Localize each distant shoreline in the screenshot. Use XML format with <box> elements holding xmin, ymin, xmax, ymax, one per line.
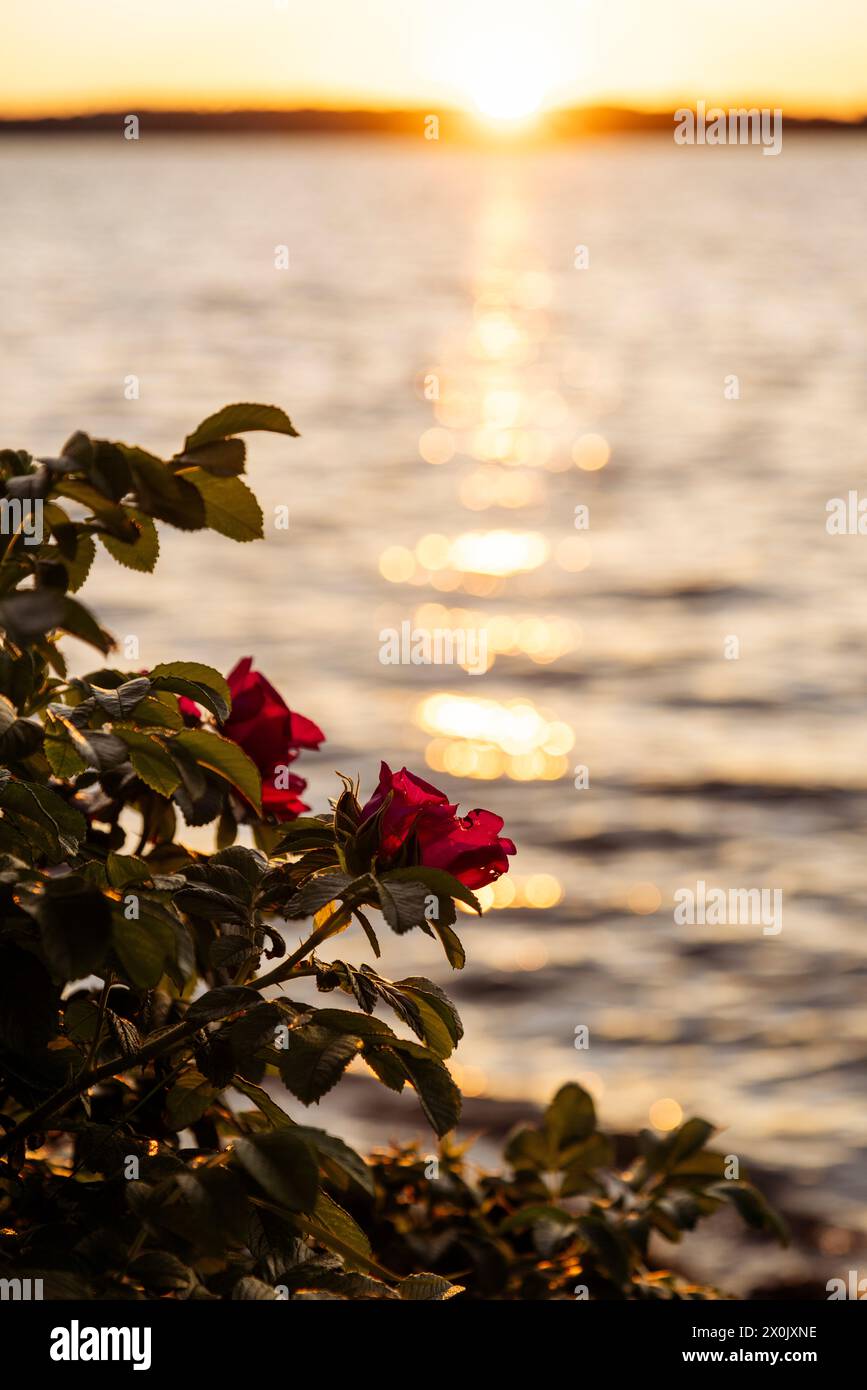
<box><xmin>1</xmin><ymin>106</ymin><xmax>865</xmax><ymax>138</ymax></box>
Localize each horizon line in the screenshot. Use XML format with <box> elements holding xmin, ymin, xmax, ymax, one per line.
<box><xmin>1</xmin><ymin>102</ymin><xmax>865</xmax><ymax>135</ymax></box>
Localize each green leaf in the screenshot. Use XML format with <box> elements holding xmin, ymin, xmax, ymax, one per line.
<box><xmin>312</xmin><ymin>1191</ymin><xmax>371</xmax><ymax>1268</ymax></box>
<box><xmin>184</xmin><ymin>403</ymin><xmax>298</xmax><ymax>451</ymax></box>
<box><xmin>174</xmin><ymin>438</ymin><xmax>246</xmax><ymax>476</ymax></box>
<box><xmin>709</xmin><ymin>1181</ymin><xmax>790</xmax><ymax>1245</ymax></box>
<box><xmin>182</xmin><ymin>470</ymin><xmax>263</xmax><ymax>543</ymax></box>
<box><xmin>186</xmin><ymin>986</ymin><xmax>259</xmax><ymax>1025</ymax></box>
<box><xmin>383</xmin><ymin>865</ymin><xmax>481</xmax><ymax>916</ymax></box>
<box><xmin>56</xmin><ymin>480</ymin><xmax>139</xmax><ymax>540</ymax></box>
<box><xmin>233</xmin><ymin>1078</ymin><xmax>295</xmax><ymax>1130</ymax></box>
<box><xmin>112</xmin><ymin>903</ymin><xmax>176</xmax><ymax>988</ymax></box>
<box><xmin>120</xmin><ymin>446</ymin><xmax>206</xmax><ymax>531</ymax></box>
<box><xmin>499</xmin><ymin>1204</ymin><xmax>576</xmax><ymax>1234</ymax></box>
<box><xmin>430</xmin><ymin>919</ymin><xmax>466</xmax><ymax>970</ymax></box>
<box><xmin>113</xmin><ymin>727</ymin><xmax>182</xmax><ymax>796</ymax></box>
<box><xmin>0</xmin><ymin>589</ymin><xmax>65</xmax><ymax>645</ymax></box>
<box><xmin>282</xmin><ymin>872</ymin><xmax>354</xmax><ymax>919</ymax></box>
<box><xmin>43</xmin><ymin>724</ymin><xmax>88</xmax><ymax>778</ymax></box>
<box><xmin>57</xmin><ymin>596</ymin><xmax>114</xmax><ymax>653</ymax></box>
<box><xmin>504</xmin><ymin>1126</ymin><xmax>550</xmax><ymax>1173</ymax></box>
<box><xmin>47</xmin><ymin>530</ymin><xmax>96</xmax><ymax>593</ymax></box>
<box><xmin>662</xmin><ymin>1118</ymin><xmax>716</xmax><ymax>1170</ymax></box>
<box><xmin>393</xmin><ymin>977</ymin><xmax>463</xmax><ymax>1059</ymax></box>
<box><xmin>544</xmin><ymin>1083</ymin><xmax>597</xmax><ymax>1150</ymax></box>
<box><xmin>278</xmin><ymin>1024</ymin><xmax>361</xmax><ymax>1104</ymax></box>
<box><xmin>0</xmin><ymin>778</ymin><xmax>87</xmax><ymax>858</ymax></box>
<box><xmin>87</xmin><ymin>676</ymin><xmax>152</xmax><ymax>720</ymax></box>
<box><xmin>166</xmin><ymin>1071</ymin><xmax>218</xmax><ymax>1129</ymax></box>
<box><xmin>149</xmin><ymin>661</ymin><xmax>232</xmax><ymax>723</ymax></box>
<box><xmin>374</xmin><ymin>875</ymin><xmax>432</xmax><ymax>935</ymax></box>
<box><xmin>577</xmin><ymin>1212</ymin><xmax>633</xmax><ymax>1287</ymax></box>
<box><xmin>98</xmin><ymin>510</ymin><xmax>159</xmax><ymax>573</ymax></box>
<box><xmin>294</xmin><ymin>1127</ymin><xmax>375</xmax><ymax>1197</ymax></box>
<box><xmin>232</xmin><ymin>1129</ymin><xmax>319</xmax><ymax>1214</ymax></box>
<box><xmin>129</xmin><ymin>693</ymin><xmax>183</xmax><ymax>730</ymax></box>
<box><xmin>398</xmin><ymin>1274</ymin><xmax>464</xmax><ymax>1301</ymax></box>
<box><xmin>171</xmin><ymin>728</ymin><xmax>261</xmax><ymax>813</ymax></box>
<box><xmin>394</xmin><ymin>1045</ymin><xmax>461</xmax><ymax>1137</ymax></box>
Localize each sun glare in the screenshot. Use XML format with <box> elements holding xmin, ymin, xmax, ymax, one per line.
<box><xmin>471</xmin><ymin>68</ymin><xmax>545</xmax><ymax>122</ymax></box>
<box><xmin>455</xmin><ymin>29</ymin><xmax>548</xmax><ymax>126</ymax></box>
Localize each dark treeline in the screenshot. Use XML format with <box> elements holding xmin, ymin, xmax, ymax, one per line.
<box><xmin>1</xmin><ymin>105</ymin><xmax>865</xmax><ymax>138</ymax></box>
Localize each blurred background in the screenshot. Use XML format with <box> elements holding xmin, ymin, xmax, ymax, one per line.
<box><xmin>2</xmin><ymin>0</ymin><xmax>867</xmax><ymax>1295</ymax></box>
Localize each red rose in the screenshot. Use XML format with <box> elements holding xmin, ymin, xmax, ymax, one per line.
<box><xmin>221</xmin><ymin>658</ymin><xmax>325</xmax><ymax>822</ymax></box>
<box><xmin>360</xmin><ymin>762</ymin><xmax>515</xmax><ymax>889</ymax></box>
<box><xmin>177</xmin><ymin>695</ymin><xmax>202</xmax><ymax>726</ymax></box>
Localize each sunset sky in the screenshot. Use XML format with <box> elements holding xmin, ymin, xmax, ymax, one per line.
<box><xmin>3</xmin><ymin>0</ymin><xmax>866</xmax><ymax>120</ymax></box>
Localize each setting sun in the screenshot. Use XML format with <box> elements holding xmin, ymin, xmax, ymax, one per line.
<box><xmin>468</xmin><ymin>62</ymin><xmax>547</xmax><ymax>122</ymax></box>
<box><xmin>453</xmin><ymin>24</ymin><xmax>550</xmax><ymax>125</ymax></box>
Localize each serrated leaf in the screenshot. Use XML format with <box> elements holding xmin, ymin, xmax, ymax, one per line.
<box><xmin>113</xmin><ymin>727</ymin><xmax>182</xmax><ymax>796</ymax></box>
<box><xmin>186</xmin><ymin>985</ymin><xmax>259</xmax><ymax>1025</ymax></box>
<box><xmin>184</xmin><ymin>403</ymin><xmax>298</xmax><ymax>451</ymax></box>
<box><xmin>294</xmin><ymin>1127</ymin><xmax>374</xmax><ymax>1197</ymax></box>
<box><xmin>174</xmin><ymin>438</ymin><xmax>246</xmax><ymax>476</ymax></box>
<box><xmin>233</xmin><ymin>1077</ymin><xmax>295</xmax><ymax>1130</ymax></box>
<box><xmin>374</xmin><ymin>875</ymin><xmax>432</xmax><ymax>935</ymax></box>
<box><xmin>398</xmin><ymin>1274</ymin><xmax>464</xmax><ymax>1301</ymax></box>
<box><xmin>166</xmin><ymin>1070</ymin><xmax>218</xmax><ymax>1129</ymax></box>
<box><xmin>43</xmin><ymin>725</ymin><xmax>89</xmax><ymax>778</ymax></box>
<box><xmin>0</xmin><ymin>778</ymin><xmax>87</xmax><ymax>857</ymax></box>
<box><xmin>278</xmin><ymin>1025</ymin><xmax>361</xmax><ymax>1104</ymax></box>
<box><xmin>312</xmin><ymin>1191</ymin><xmax>371</xmax><ymax>1268</ymax></box>
<box><xmin>171</xmin><ymin>728</ymin><xmax>261</xmax><ymax>812</ymax></box>
<box><xmin>105</xmin><ymin>850</ymin><xmax>151</xmax><ymax>884</ymax></box>
<box><xmin>120</xmin><ymin>446</ymin><xmax>206</xmax><ymax>531</ymax></box>
<box><xmin>232</xmin><ymin>1128</ymin><xmax>319</xmax><ymax>1214</ymax></box>
<box><xmin>149</xmin><ymin>661</ymin><xmax>231</xmax><ymax>723</ymax></box>
<box><xmin>396</xmin><ymin>1048</ymin><xmax>461</xmax><ymax>1137</ymax></box>
<box><xmin>183</xmin><ymin>470</ymin><xmax>263</xmax><ymax>543</ymax></box>
<box><xmin>383</xmin><ymin>865</ymin><xmax>481</xmax><ymax>916</ymax></box>
<box><xmin>88</xmin><ymin>676</ymin><xmax>152</xmax><ymax>720</ymax></box>
<box><xmin>98</xmin><ymin>510</ymin><xmax>159</xmax><ymax>572</ymax></box>
<box><xmin>393</xmin><ymin>977</ymin><xmax>463</xmax><ymax>1059</ymax></box>
<box><xmin>112</xmin><ymin>904</ymin><xmax>175</xmax><ymax>988</ymax></box>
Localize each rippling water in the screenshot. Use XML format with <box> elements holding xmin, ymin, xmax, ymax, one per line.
<box><xmin>2</xmin><ymin>133</ymin><xmax>867</xmax><ymax>1251</ymax></box>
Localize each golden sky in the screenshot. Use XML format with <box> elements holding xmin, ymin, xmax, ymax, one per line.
<box><xmin>3</xmin><ymin>0</ymin><xmax>866</xmax><ymax>119</ymax></box>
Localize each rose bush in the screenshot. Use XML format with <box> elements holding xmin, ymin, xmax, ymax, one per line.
<box><xmin>0</xmin><ymin>404</ymin><xmax>785</xmax><ymax>1300</ymax></box>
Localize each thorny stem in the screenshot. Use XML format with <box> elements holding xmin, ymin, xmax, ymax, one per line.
<box><xmin>79</xmin><ymin>971</ymin><xmax>113</xmax><ymax>1077</ymax></box>
<box><xmin>0</xmin><ymin>950</ymin><xmax>323</xmax><ymax>1159</ymax></box>
<box><xmin>251</xmin><ymin>903</ymin><xmax>353</xmax><ymax>991</ymax></box>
